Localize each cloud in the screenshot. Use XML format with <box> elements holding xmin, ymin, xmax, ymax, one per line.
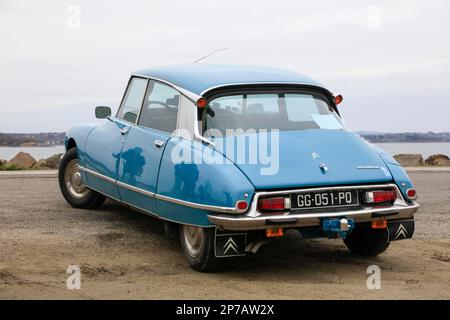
<box><xmin>0</xmin><ymin>0</ymin><xmax>449</xmax><ymax>132</ymax></box>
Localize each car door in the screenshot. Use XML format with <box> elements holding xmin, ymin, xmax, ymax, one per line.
<box><xmin>117</xmin><ymin>80</ymin><xmax>180</xmax><ymax>213</ymax></box>
<box><xmin>84</xmin><ymin>77</ymin><xmax>148</xmax><ymax>200</ymax></box>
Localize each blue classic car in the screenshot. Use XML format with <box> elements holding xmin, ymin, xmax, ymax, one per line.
<box><xmin>59</xmin><ymin>64</ymin><xmax>419</xmax><ymax>271</ymax></box>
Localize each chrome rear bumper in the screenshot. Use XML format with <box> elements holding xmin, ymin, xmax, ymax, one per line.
<box><xmin>208</xmin><ymin>202</ymin><xmax>419</xmax><ymax>230</ymax></box>
<box><xmin>208</xmin><ymin>183</ymin><xmax>420</xmax><ymax>231</ymax></box>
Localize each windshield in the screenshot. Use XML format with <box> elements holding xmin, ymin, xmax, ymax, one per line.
<box><xmin>203</xmin><ymin>92</ymin><xmax>344</xmax><ymax>137</ymax></box>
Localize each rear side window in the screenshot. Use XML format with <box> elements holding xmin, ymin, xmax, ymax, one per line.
<box><xmin>138</xmin><ymin>81</ymin><xmax>180</xmax><ymax>133</ymax></box>
<box><xmin>117</xmin><ymin>77</ymin><xmax>147</xmax><ymax>123</ymax></box>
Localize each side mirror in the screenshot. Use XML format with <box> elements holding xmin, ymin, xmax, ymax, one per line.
<box><xmin>95</xmin><ymin>106</ymin><xmax>112</xmax><ymax>119</ymax></box>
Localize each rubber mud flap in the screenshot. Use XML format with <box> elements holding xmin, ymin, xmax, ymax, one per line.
<box><xmin>214</xmin><ymin>228</ymin><xmax>247</xmax><ymax>258</ymax></box>
<box><xmin>388</xmin><ymin>219</ymin><xmax>414</xmax><ymax>241</ymax></box>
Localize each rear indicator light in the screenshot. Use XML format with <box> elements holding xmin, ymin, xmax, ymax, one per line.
<box><xmin>406</xmin><ymin>188</ymin><xmax>417</xmax><ymax>200</ymax></box>
<box><xmin>258</xmin><ymin>197</ymin><xmax>289</xmax><ymax>211</ymax></box>
<box><xmin>334</xmin><ymin>94</ymin><xmax>343</xmax><ymax>105</ymax></box>
<box><xmin>266</xmin><ymin>228</ymin><xmax>284</xmax><ymax>238</ymax></box>
<box><xmin>196</xmin><ymin>97</ymin><xmax>207</xmax><ymax>108</ymax></box>
<box><xmin>365</xmin><ymin>190</ymin><xmax>397</xmax><ymax>204</ymax></box>
<box><xmin>236</xmin><ymin>200</ymin><xmax>248</xmax><ymax>210</ymax></box>
<box><xmin>371</xmin><ymin>220</ymin><xmax>387</xmax><ymax>229</ymax></box>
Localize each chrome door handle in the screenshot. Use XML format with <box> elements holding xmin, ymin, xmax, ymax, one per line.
<box><xmin>154</xmin><ymin>140</ymin><xmax>165</xmax><ymax>149</ymax></box>
<box><xmin>120</xmin><ymin>127</ymin><xmax>129</xmax><ymax>135</ymax></box>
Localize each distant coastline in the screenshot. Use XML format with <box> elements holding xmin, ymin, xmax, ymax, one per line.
<box><xmin>1</xmin><ymin>131</ymin><xmax>450</xmax><ymax>146</ymax></box>
<box><xmin>0</xmin><ymin>132</ymin><xmax>65</xmax><ymax>147</ymax></box>
<box><xmin>360</xmin><ymin>131</ymin><xmax>450</xmax><ymax>143</ymax></box>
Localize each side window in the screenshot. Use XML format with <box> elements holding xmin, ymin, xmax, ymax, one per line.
<box><xmin>138</xmin><ymin>81</ymin><xmax>180</xmax><ymax>133</ymax></box>
<box><xmin>117</xmin><ymin>77</ymin><xmax>148</xmax><ymax>124</ymax></box>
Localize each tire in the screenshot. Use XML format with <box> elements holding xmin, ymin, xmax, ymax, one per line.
<box><xmin>344</xmin><ymin>225</ymin><xmax>390</xmax><ymax>257</ymax></box>
<box><xmin>179</xmin><ymin>225</ymin><xmax>221</xmax><ymax>272</ymax></box>
<box><xmin>58</xmin><ymin>148</ymin><xmax>105</xmax><ymax>209</ymax></box>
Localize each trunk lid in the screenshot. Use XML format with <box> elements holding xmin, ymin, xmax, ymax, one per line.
<box><xmin>214</xmin><ymin>129</ymin><xmax>393</xmax><ymax>189</ymax></box>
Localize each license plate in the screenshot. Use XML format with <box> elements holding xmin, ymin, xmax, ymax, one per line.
<box><xmin>290</xmin><ymin>189</ymin><xmax>359</xmax><ymax>210</ymax></box>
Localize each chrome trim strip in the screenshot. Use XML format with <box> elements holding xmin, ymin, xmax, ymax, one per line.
<box><xmin>131</xmin><ymin>74</ymin><xmax>201</xmax><ymax>102</ymax></box>
<box><xmin>194</xmin><ymin>120</ymin><xmax>216</xmax><ymax>148</ymax></box>
<box><xmin>116</xmin><ymin>180</ymin><xmax>156</xmax><ymax>197</ymax></box>
<box><xmin>155</xmin><ymin>194</ymin><xmax>246</xmax><ymax>214</ymax></box>
<box><xmin>85</xmin><ymin>184</ymin><xmax>210</xmax><ymax>228</ymax></box>
<box><xmin>78</xmin><ymin>165</ymin><xmax>245</xmax><ymax>214</ymax></box>
<box><xmin>78</xmin><ymin>166</ymin><xmax>116</xmax><ymax>184</ymax></box>
<box><xmin>79</xmin><ymin>166</ymin><xmax>413</xmax><ymax>221</ymax></box>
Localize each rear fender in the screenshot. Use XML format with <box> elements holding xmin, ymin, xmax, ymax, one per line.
<box><xmin>156</xmin><ymin>137</ymin><xmax>255</xmax><ymax>226</ymax></box>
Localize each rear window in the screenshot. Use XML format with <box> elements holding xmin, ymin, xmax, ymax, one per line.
<box><xmin>203</xmin><ymin>92</ymin><xmax>344</xmax><ymax>136</ymax></box>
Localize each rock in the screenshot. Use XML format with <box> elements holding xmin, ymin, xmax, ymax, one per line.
<box><xmin>32</xmin><ymin>159</ymin><xmax>50</xmax><ymax>170</ymax></box>
<box><xmin>45</xmin><ymin>153</ymin><xmax>63</xmax><ymax>169</ymax></box>
<box><xmin>424</xmin><ymin>154</ymin><xmax>450</xmax><ymax>166</ymax></box>
<box><xmin>6</xmin><ymin>152</ymin><xmax>37</xmax><ymax>169</ymax></box>
<box><xmin>393</xmin><ymin>154</ymin><xmax>424</xmax><ymax>167</ymax></box>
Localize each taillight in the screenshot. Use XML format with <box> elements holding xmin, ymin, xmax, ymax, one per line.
<box><xmin>258</xmin><ymin>197</ymin><xmax>289</xmax><ymax>211</ymax></box>
<box><xmin>236</xmin><ymin>200</ymin><xmax>248</xmax><ymax>210</ymax></box>
<box><xmin>365</xmin><ymin>190</ymin><xmax>397</xmax><ymax>204</ymax></box>
<box><xmin>406</xmin><ymin>188</ymin><xmax>417</xmax><ymax>200</ymax></box>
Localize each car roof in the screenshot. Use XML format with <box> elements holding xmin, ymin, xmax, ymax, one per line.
<box><xmin>133</xmin><ymin>64</ymin><xmax>326</xmax><ymax>96</ymax></box>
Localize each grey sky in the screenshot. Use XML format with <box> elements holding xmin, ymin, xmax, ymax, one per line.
<box><xmin>1</xmin><ymin>0</ymin><xmax>449</xmax><ymax>133</ymax></box>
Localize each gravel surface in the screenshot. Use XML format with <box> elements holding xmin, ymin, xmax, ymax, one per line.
<box><xmin>0</xmin><ymin>171</ymin><xmax>449</xmax><ymax>299</ymax></box>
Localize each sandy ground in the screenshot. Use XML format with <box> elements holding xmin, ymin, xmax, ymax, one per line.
<box><xmin>0</xmin><ymin>171</ymin><xmax>449</xmax><ymax>299</ymax></box>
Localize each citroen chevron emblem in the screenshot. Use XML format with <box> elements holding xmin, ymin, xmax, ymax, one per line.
<box><xmin>312</xmin><ymin>152</ymin><xmax>321</xmax><ymax>160</ymax></box>
<box><xmin>223</xmin><ymin>237</ymin><xmax>239</xmax><ymax>254</ymax></box>
<box><xmin>394</xmin><ymin>224</ymin><xmax>408</xmax><ymax>240</ymax></box>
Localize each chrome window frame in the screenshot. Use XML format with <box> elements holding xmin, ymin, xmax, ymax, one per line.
<box><xmin>116</xmin><ymin>76</ymin><xmax>149</xmax><ymax>125</ymax></box>
<box><xmin>136</xmin><ymin>78</ymin><xmax>182</xmax><ymax>134</ymax></box>
<box><xmin>130</xmin><ymin>75</ymin><xmax>329</xmax><ymax>148</ymax></box>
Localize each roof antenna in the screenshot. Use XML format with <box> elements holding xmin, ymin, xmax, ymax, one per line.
<box><xmin>193</xmin><ymin>47</ymin><xmax>228</xmax><ymax>63</ymax></box>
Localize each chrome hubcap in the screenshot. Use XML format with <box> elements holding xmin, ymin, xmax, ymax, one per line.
<box><xmin>73</xmin><ymin>172</ymin><xmax>82</xmax><ymax>186</ymax></box>
<box><xmin>64</xmin><ymin>159</ymin><xmax>89</xmax><ymax>199</ymax></box>
<box><xmin>183</xmin><ymin>225</ymin><xmax>205</xmax><ymax>257</ymax></box>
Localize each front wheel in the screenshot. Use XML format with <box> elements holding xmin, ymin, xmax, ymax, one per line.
<box><xmin>58</xmin><ymin>148</ymin><xmax>105</xmax><ymax>209</ymax></box>
<box><xmin>344</xmin><ymin>225</ymin><xmax>390</xmax><ymax>257</ymax></box>
<box><xmin>179</xmin><ymin>225</ymin><xmax>221</xmax><ymax>272</ymax></box>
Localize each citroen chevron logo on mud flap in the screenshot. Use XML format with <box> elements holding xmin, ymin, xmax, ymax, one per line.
<box><xmin>394</xmin><ymin>224</ymin><xmax>408</xmax><ymax>240</ymax></box>
<box><xmin>223</xmin><ymin>237</ymin><xmax>239</xmax><ymax>254</ymax></box>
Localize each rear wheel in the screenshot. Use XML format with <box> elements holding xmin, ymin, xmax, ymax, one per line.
<box><xmin>179</xmin><ymin>225</ymin><xmax>221</xmax><ymax>272</ymax></box>
<box><xmin>344</xmin><ymin>225</ymin><xmax>390</xmax><ymax>256</ymax></box>
<box><xmin>58</xmin><ymin>148</ymin><xmax>105</xmax><ymax>209</ymax></box>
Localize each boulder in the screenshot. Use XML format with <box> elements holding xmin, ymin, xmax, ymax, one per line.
<box><xmin>32</xmin><ymin>159</ymin><xmax>50</xmax><ymax>170</ymax></box>
<box><xmin>393</xmin><ymin>154</ymin><xmax>424</xmax><ymax>167</ymax></box>
<box><xmin>45</xmin><ymin>153</ymin><xmax>63</xmax><ymax>169</ymax></box>
<box><xmin>6</xmin><ymin>152</ymin><xmax>37</xmax><ymax>169</ymax></box>
<box><xmin>424</xmin><ymin>154</ymin><xmax>450</xmax><ymax>166</ymax></box>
